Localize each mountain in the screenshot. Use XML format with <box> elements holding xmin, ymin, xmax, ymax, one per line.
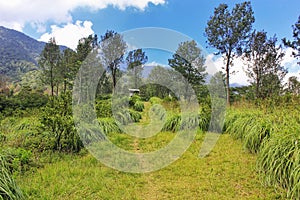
<box><xmin>0</xmin><ymin>26</ymin><xmax>67</xmax><ymax>81</ymax></box>
<box><xmin>230</xmin><ymin>82</ymin><xmax>244</xmax><ymax>87</ymax></box>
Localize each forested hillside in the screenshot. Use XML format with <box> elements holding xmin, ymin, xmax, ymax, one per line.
<box><xmin>0</xmin><ymin>26</ymin><xmax>66</xmax><ymax>81</ymax></box>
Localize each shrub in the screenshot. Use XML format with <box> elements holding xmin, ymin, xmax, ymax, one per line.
<box><xmin>40</xmin><ymin>93</ymin><xmax>83</xmax><ymax>153</ymax></box>
<box><xmin>129</xmin><ymin>94</ymin><xmax>141</xmax><ymax>107</ymax></box>
<box><xmin>95</xmin><ymin>99</ymin><xmax>112</xmax><ymax>118</ymax></box>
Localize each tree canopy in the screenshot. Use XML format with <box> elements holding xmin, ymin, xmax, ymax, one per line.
<box><xmin>205</xmin><ymin>1</ymin><xmax>255</xmax><ymax>104</ymax></box>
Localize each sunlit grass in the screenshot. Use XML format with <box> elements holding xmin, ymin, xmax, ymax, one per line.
<box><xmin>17</xmin><ymin>133</ymin><xmax>284</xmax><ymax>199</ymax></box>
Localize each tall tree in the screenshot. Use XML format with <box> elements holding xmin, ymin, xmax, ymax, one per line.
<box><xmin>168</xmin><ymin>40</ymin><xmax>206</xmax><ymax>99</ymax></box>
<box><xmin>39</xmin><ymin>37</ymin><xmax>61</xmax><ymax>97</ymax></box>
<box><xmin>245</xmin><ymin>31</ymin><xmax>286</xmax><ymax>98</ymax></box>
<box><xmin>100</xmin><ymin>30</ymin><xmax>127</xmax><ymax>92</ymax></box>
<box><xmin>245</xmin><ymin>32</ymin><xmax>286</xmax><ymax>99</ymax></box>
<box><xmin>205</xmin><ymin>1</ymin><xmax>255</xmax><ymax>105</ymax></box>
<box><xmin>283</xmin><ymin>15</ymin><xmax>300</xmax><ymax>65</ymax></box>
<box><xmin>60</xmin><ymin>48</ymin><xmax>77</xmax><ymax>93</ymax></box>
<box><xmin>76</xmin><ymin>34</ymin><xmax>97</xmax><ymax>62</ymax></box>
<box><xmin>287</xmin><ymin>76</ymin><xmax>300</xmax><ymax>95</ymax></box>
<box><xmin>74</xmin><ymin>34</ymin><xmax>100</xmax><ymax>104</ymax></box>
<box><xmin>126</xmin><ymin>49</ymin><xmax>148</xmax><ymax>88</ymax></box>
<box><xmin>147</xmin><ymin>65</ymin><xmax>176</xmax><ymax>99</ymax></box>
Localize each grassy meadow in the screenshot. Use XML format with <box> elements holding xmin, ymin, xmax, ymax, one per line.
<box><xmin>2</xmin><ymin>96</ymin><xmax>299</xmax><ymax>199</ymax></box>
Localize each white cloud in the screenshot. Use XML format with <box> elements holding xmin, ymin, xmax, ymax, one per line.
<box><xmin>205</xmin><ymin>54</ymin><xmax>249</xmax><ymax>86</ymax></box>
<box><xmin>144</xmin><ymin>61</ymin><xmax>168</xmax><ymax>68</ymax></box>
<box><xmin>206</xmin><ymin>47</ymin><xmax>300</xmax><ymax>86</ymax></box>
<box><xmin>282</xmin><ymin>47</ymin><xmax>299</xmax><ymax>73</ymax></box>
<box><xmin>283</xmin><ymin>71</ymin><xmax>300</xmax><ymax>85</ymax></box>
<box><xmin>0</xmin><ymin>0</ymin><xmax>166</xmax><ymax>31</ymax></box>
<box><xmin>39</xmin><ymin>21</ymin><xmax>94</xmax><ymax>50</ymax></box>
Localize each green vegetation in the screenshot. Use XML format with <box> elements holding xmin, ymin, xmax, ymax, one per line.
<box><xmin>1</xmin><ymin>2</ymin><xmax>300</xmax><ymax>199</ymax></box>
<box><xmin>15</xmin><ymin>134</ymin><xmax>284</xmax><ymax>200</ymax></box>
<box><xmin>224</xmin><ymin>106</ymin><xmax>300</xmax><ymax>199</ymax></box>
<box><xmin>0</xmin><ymin>155</ymin><xmax>24</xmax><ymax>200</ymax></box>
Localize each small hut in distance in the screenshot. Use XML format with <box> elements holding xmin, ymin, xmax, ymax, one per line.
<box><xmin>129</xmin><ymin>89</ymin><xmax>140</xmax><ymax>97</ymax></box>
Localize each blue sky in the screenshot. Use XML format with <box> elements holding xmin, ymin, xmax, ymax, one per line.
<box><xmin>0</xmin><ymin>0</ymin><xmax>299</xmax><ymax>85</ymax></box>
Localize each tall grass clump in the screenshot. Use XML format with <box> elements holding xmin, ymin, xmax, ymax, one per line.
<box><xmin>162</xmin><ymin>113</ymin><xmax>199</xmax><ymax>132</ymax></box>
<box><xmin>114</xmin><ymin>109</ymin><xmax>141</xmax><ymax>125</ymax></box>
<box><xmin>225</xmin><ymin>111</ymin><xmax>258</xmax><ymax>140</ymax></box>
<box><xmin>149</xmin><ymin>97</ymin><xmax>163</xmax><ymax>105</ymax></box>
<box><xmin>225</xmin><ymin>109</ymin><xmax>273</xmax><ymax>153</ymax></box>
<box><xmin>133</xmin><ymin>101</ymin><xmax>144</xmax><ymax>112</ymax></box>
<box><xmin>149</xmin><ymin>104</ymin><xmax>166</xmax><ymax>121</ymax></box>
<box><xmin>243</xmin><ymin>117</ymin><xmax>272</xmax><ymax>153</ymax></box>
<box><xmin>97</xmin><ymin>118</ymin><xmax>122</xmax><ymax>134</ymax></box>
<box><xmin>162</xmin><ymin>114</ymin><xmax>181</xmax><ymax>132</ymax></box>
<box><xmin>0</xmin><ymin>155</ymin><xmax>24</xmax><ymax>200</ymax></box>
<box><xmin>198</xmin><ymin>104</ymin><xmax>211</xmax><ymax>131</ymax></box>
<box><xmin>226</xmin><ymin>107</ymin><xmax>300</xmax><ymax>199</ymax></box>
<box><xmin>257</xmin><ymin>128</ymin><xmax>300</xmax><ymax>199</ymax></box>
<box><xmin>129</xmin><ymin>110</ymin><xmax>142</xmax><ymax>122</ymax></box>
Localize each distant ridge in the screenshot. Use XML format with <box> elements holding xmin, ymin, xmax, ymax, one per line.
<box><xmin>0</xmin><ymin>26</ymin><xmax>67</xmax><ymax>81</ymax></box>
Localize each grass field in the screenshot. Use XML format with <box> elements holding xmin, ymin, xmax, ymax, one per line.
<box><xmin>16</xmin><ymin>132</ymin><xmax>284</xmax><ymax>199</ymax></box>
<box><xmin>3</xmin><ymin>100</ymin><xmax>297</xmax><ymax>199</ymax></box>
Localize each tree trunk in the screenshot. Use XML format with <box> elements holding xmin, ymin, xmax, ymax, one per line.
<box><xmin>63</xmin><ymin>79</ymin><xmax>67</xmax><ymax>94</ymax></box>
<box><xmin>112</xmin><ymin>68</ymin><xmax>116</xmax><ymax>93</ymax></box>
<box><xmin>256</xmin><ymin>78</ymin><xmax>259</xmax><ymax>99</ymax></box>
<box><xmin>226</xmin><ymin>54</ymin><xmax>231</xmax><ymax>106</ymax></box>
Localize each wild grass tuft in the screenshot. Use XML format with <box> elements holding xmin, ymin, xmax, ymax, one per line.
<box><xmin>149</xmin><ymin>97</ymin><xmax>163</xmax><ymax>105</ymax></box>
<box><xmin>0</xmin><ymin>154</ymin><xmax>25</xmax><ymax>200</ymax></box>
<box><xmin>226</xmin><ymin>108</ymin><xmax>300</xmax><ymax>199</ymax></box>
<box><xmin>97</xmin><ymin>118</ymin><xmax>122</xmax><ymax>134</ymax></box>
<box><xmin>133</xmin><ymin>101</ymin><xmax>144</xmax><ymax>112</ymax></box>
<box><xmin>162</xmin><ymin>114</ymin><xmax>181</xmax><ymax>132</ymax></box>
<box><xmin>257</xmin><ymin>129</ymin><xmax>300</xmax><ymax>199</ymax></box>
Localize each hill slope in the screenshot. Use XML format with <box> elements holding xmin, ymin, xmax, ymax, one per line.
<box><xmin>0</xmin><ymin>26</ymin><xmax>66</xmax><ymax>81</ymax></box>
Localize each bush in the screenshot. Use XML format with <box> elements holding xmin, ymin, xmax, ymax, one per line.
<box><xmin>40</xmin><ymin>93</ymin><xmax>83</xmax><ymax>153</ymax></box>
<box><xmin>129</xmin><ymin>95</ymin><xmax>141</xmax><ymax>107</ymax></box>
<box><xmin>95</xmin><ymin>99</ymin><xmax>112</xmax><ymax>118</ymax></box>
